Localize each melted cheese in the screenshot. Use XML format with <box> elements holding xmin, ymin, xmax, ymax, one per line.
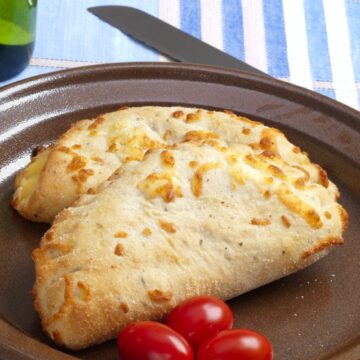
<box><xmin>16</xmin><ymin>148</ymin><xmax>50</xmax><ymax>201</ymax></box>
<box><xmin>137</xmin><ymin>172</ymin><xmax>183</xmax><ymax>202</ymax></box>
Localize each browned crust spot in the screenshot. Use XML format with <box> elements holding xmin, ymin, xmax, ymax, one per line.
<box><xmin>244</xmin><ymin>154</ymin><xmax>259</xmax><ymax>167</ymax></box>
<box><xmin>335</xmin><ymin>190</ymin><xmax>340</xmax><ymax>200</ymax></box>
<box><xmin>148</xmin><ymin>289</ymin><xmax>173</xmax><ymax>302</ymax></box>
<box><xmin>276</xmin><ymin>184</ymin><xmax>323</xmax><ymax>229</ymax></box>
<box><xmin>237</xmin><ymin>116</ymin><xmax>262</xmax><ymax>125</ymax></box>
<box><xmin>67</xmin><ymin>156</ymin><xmax>87</xmax><ymax>172</ymax></box>
<box><xmin>166</xmin><ymin>144</ymin><xmax>177</xmax><ymax>150</ymax></box>
<box><xmin>161</xmin><ymin>150</ymin><xmax>175</xmax><ymax>168</ymax></box>
<box><xmin>294</xmin><ymin>177</ymin><xmax>307</xmax><ymax>189</ymax></box>
<box><xmin>11</xmin><ymin>196</ymin><xmax>19</xmax><ymax>208</ymax></box>
<box><xmin>223</xmin><ymin>109</ymin><xmax>236</xmax><ymax>116</ymax></box>
<box><xmin>261</xmin><ymin>150</ymin><xmax>276</xmax><ymax>159</ymax></box>
<box><xmin>302</xmin><ymin>236</ymin><xmax>344</xmax><ymax>259</ymax></box>
<box><xmin>324</xmin><ymin>211</ymin><xmax>332</xmax><ymax>219</ymax></box>
<box><xmin>260</xmin><ymin>136</ymin><xmax>272</xmax><ymax>150</ymax></box>
<box><xmin>315</xmin><ymin>164</ymin><xmax>329</xmax><ymax>188</ymax></box>
<box><xmin>183</xmin><ymin>130</ymin><xmax>219</xmax><ymax>142</ymax></box>
<box><xmin>250</xmin><ymin>218</ymin><xmax>271</xmax><ymax>226</ymax></box>
<box><xmin>171</xmin><ymin>110</ymin><xmax>184</xmax><ymax>118</ymax></box>
<box><xmin>249</xmin><ymin>142</ymin><xmax>261</xmax><ymax>151</ymax></box>
<box><xmin>114</xmin><ymin>243</ymin><xmax>125</xmax><ymax>256</ymax></box>
<box><xmin>229</xmin><ymin>168</ymin><xmax>245</xmax><ymax>188</ymax></box>
<box><xmin>107</xmin><ymin>143</ymin><xmax>117</xmax><ymax>153</ymax></box>
<box><xmin>189</xmin><ymin>160</ymin><xmax>198</xmax><ymax>169</ymax></box>
<box><xmin>56</xmin><ymin>146</ymin><xmax>77</xmax><ymax>156</ymax></box>
<box><xmin>292</xmin><ymin>146</ymin><xmax>301</xmax><ymax>154</ymax></box>
<box><xmin>268</xmin><ymin>165</ymin><xmax>285</xmax><ymax>179</ymax></box>
<box><xmin>264</xmin><ymin>190</ymin><xmax>271</xmax><ymax>199</ymax></box>
<box><xmin>88</xmin><ymin>116</ymin><xmax>105</xmax><ymax>130</ymax></box>
<box><xmin>72</xmin><ymin>169</ymin><xmax>95</xmax><ymax>193</ymax></box>
<box><xmin>281</xmin><ymin>215</ymin><xmax>291</xmax><ymax>228</ymax></box>
<box><xmin>120</xmin><ymin>302</ymin><xmax>129</xmax><ymax>313</ymax></box>
<box><xmin>159</xmin><ymin>220</ymin><xmax>176</xmax><ymax>233</ymax></box>
<box><xmin>107</xmin><ymin>167</ymin><xmax>123</xmax><ymax>181</ymax></box>
<box><xmin>162</xmin><ymin>130</ymin><xmax>172</xmax><ymax>141</ymax></box>
<box><xmin>72</xmin><ymin>169</ymin><xmax>95</xmax><ymax>183</ymax></box>
<box><xmin>224</xmin><ymin>110</ymin><xmax>261</xmax><ymax>125</ymax></box>
<box><xmin>138</xmin><ymin>172</ymin><xmax>183</xmax><ymax>203</ymax></box>
<box><xmin>114</xmin><ymin>231</ymin><xmax>128</xmax><ymax>238</ymax></box>
<box><xmin>202</xmin><ymin>139</ymin><xmax>227</xmax><ymax>152</ymax></box>
<box><xmin>185</xmin><ymin>113</ymin><xmax>200</xmax><ymax>123</ymax></box>
<box><xmin>87</xmin><ymin>187</ymin><xmax>97</xmax><ymax>195</ymax></box>
<box><xmin>45</xmin><ymin>230</ymin><xmax>54</xmax><ymax>242</ymax></box>
<box><xmin>91</xmin><ymin>156</ymin><xmax>104</xmax><ymax>164</ymax></box>
<box><xmin>191</xmin><ymin>163</ymin><xmax>220</xmax><ymax>197</ymax></box>
<box><xmin>259</xmin><ymin>129</ymin><xmax>280</xmax><ymax>157</ymax></box>
<box><xmin>337</xmin><ymin>204</ymin><xmax>348</xmax><ymax>232</ymax></box>
<box><xmin>242</xmin><ymin>128</ymin><xmax>251</xmax><ymax>135</ymax></box>
<box><xmin>226</xmin><ymin>155</ymin><xmax>244</xmax><ymax>188</ymax></box>
<box><xmin>71</xmin><ymin>144</ymin><xmax>82</xmax><ymax>150</ymax></box>
<box><xmin>227</xmin><ymin>155</ymin><xmax>237</xmax><ymax>165</ymax></box>
<box><xmin>52</xmin><ymin>330</ymin><xmax>64</xmax><ymax>346</ymax></box>
<box><xmin>77</xmin><ymin>281</ymin><xmax>91</xmax><ymax>302</ymax></box>
<box><xmin>142</xmin><ymin>227</ymin><xmax>152</xmax><ymax>236</ymax></box>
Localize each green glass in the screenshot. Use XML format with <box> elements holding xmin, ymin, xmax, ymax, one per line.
<box><xmin>0</xmin><ymin>0</ymin><xmax>37</xmax><ymax>81</ymax></box>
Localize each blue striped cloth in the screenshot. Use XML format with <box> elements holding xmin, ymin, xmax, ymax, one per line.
<box><xmin>1</xmin><ymin>0</ymin><xmax>359</xmax><ymax>110</ymax></box>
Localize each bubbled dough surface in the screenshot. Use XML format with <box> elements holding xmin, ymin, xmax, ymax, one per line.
<box><xmin>32</xmin><ymin>132</ymin><xmax>346</xmax><ymax>349</ymax></box>
<box><xmin>13</xmin><ymin>106</ymin><xmax>336</xmax><ymax>222</ymax></box>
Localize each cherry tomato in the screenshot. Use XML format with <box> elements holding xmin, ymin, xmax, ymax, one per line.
<box><xmin>166</xmin><ymin>296</ymin><xmax>233</xmax><ymax>350</ymax></box>
<box><xmin>117</xmin><ymin>321</ymin><xmax>194</xmax><ymax>360</ymax></box>
<box><xmin>197</xmin><ymin>329</ymin><xmax>273</xmax><ymax>360</ymax></box>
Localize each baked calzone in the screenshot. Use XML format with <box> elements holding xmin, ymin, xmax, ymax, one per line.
<box><xmin>13</xmin><ymin>106</ymin><xmax>334</xmax><ymax>223</ymax></box>
<box><xmin>32</xmin><ymin>135</ymin><xmax>347</xmax><ymax>349</ymax></box>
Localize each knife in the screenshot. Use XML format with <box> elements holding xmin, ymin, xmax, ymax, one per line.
<box><xmin>87</xmin><ymin>5</ymin><xmax>268</xmax><ymax>77</ymax></box>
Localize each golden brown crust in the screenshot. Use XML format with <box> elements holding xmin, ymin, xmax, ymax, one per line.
<box><xmin>337</xmin><ymin>204</ymin><xmax>349</xmax><ymax>232</ymax></box>
<box><xmin>14</xmin><ymin>106</ymin><xmax>346</xmax><ymax>350</ymax></box>
<box><xmin>32</xmin><ymin>139</ymin><xmax>346</xmax><ymax>350</ymax></box>
<box><xmin>159</xmin><ymin>220</ymin><xmax>176</xmax><ymax>234</ymax></box>
<box><xmin>315</xmin><ymin>164</ymin><xmax>329</xmax><ymax>188</ymax></box>
<box><xmin>114</xmin><ymin>231</ymin><xmax>128</xmax><ymax>238</ymax></box>
<box><xmin>281</xmin><ymin>215</ymin><xmax>291</xmax><ymax>228</ymax></box>
<box><xmin>148</xmin><ymin>289</ymin><xmax>173</xmax><ymax>302</ymax></box>
<box><xmin>301</xmin><ymin>236</ymin><xmax>344</xmax><ymax>259</ymax></box>
<box><xmin>13</xmin><ymin>106</ymin><xmax>340</xmax><ymax>224</ymax></box>
<box><xmin>250</xmin><ymin>218</ymin><xmax>271</xmax><ymax>226</ymax></box>
<box><xmin>142</xmin><ymin>228</ymin><xmax>152</xmax><ymax>236</ymax></box>
<box><xmin>276</xmin><ymin>184</ymin><xmax>323</xmax><ymax>229</ymax></box>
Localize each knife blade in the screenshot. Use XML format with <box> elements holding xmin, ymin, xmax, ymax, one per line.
<box><xmin>88</xmin><ymin>5</ymin><xmax>268</xmax><ymax>77</ymax></box>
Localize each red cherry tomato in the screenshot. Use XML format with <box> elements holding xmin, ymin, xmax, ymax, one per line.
<box><xmin>166</xmin><ymin>296</ymin><xmax>233</xmax><ymax>350</ymax></box>
<box><xmin>117</xmin><ymin>321</ymin><xmax>194</xmax><ymax>360</ymax></box>
<box><xmin>197</xmin><ymin>329</ymin><xmax>273</xmax><ymax>360</ymax></box>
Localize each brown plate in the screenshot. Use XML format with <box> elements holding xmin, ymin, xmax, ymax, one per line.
<box><xmin>0</xmin><ymin>63</ymin><xmax>359</xmax><ymax>360</ymax></box>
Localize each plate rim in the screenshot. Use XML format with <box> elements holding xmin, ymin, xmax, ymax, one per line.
<box><xmin>0</xmin><ymin>62</ymin><xmax>359</xmax><ymax>360</ymax></box>
<box><xmin>1</xmin><ymin>61</ymin><xmax>359</xmax><ymax>123</ymax></box>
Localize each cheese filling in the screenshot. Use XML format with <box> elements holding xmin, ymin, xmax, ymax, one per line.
<box><xmin>15</xmin><ymin>148</ymin><xmax>50</xmax><ymax>202</ymax></box>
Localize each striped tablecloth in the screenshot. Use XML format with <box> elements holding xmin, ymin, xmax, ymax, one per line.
<box><xmin>1</xmin><ymin>0</ymin><xmax>359</xmax><ymax>110</ymax></box>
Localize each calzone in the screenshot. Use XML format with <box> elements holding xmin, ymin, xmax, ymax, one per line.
<box><xmin>32</xmin><ymin>137</ymin><xmax>347</xmax><ymax>350</ymax></box>
<box><xmin>13</xmin><ymin>106</ymin><xmax>335</xmax><ymax>223</ymax></box>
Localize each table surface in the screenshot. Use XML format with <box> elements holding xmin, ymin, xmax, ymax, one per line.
<box><xmin>0</xmin><ymin>0</ymin><xmax>359</xmax><ymax>110</ymax></box>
